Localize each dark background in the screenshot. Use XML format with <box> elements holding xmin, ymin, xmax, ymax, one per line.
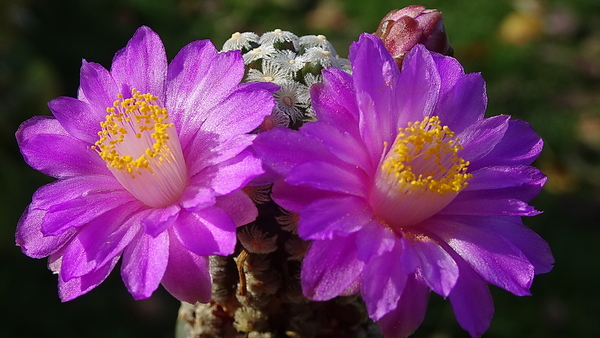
<box><xmin>1</xmin><ymin>0</ymin><xmax>599</xmax><ymax>337</ymax></box>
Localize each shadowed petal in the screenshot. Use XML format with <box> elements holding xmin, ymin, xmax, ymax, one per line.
<box><xmin>301</xmin><ymin>234</ymin><xmax>364</xmax><ymax>301</ymax></box>
<box><xmin>377</xmin><ymin>274</ymin><xmax>430</xmax><ymax>338</ymax></box>
<box><xmin>448</xmin><ymin>252</ymin><xmax>494</xmax><ymax>337</ymax></box>
<box><xmin>58</xmin><ymin>255</ymin><xmax>120</xmax><ymax>302</ymax></box>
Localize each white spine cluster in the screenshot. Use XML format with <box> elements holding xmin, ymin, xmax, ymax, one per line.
<box><xmin>222</xmin><ymin>29</ymin><xmax>351</xmax><ymax>129</ymax></box>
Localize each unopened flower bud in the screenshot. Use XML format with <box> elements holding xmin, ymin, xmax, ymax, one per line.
<box><xmin>374</xmin><ymin>5</ymin><xmax>452</xmax><ymax>67</ymax></box>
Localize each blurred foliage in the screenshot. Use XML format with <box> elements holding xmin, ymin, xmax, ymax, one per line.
<box><xmin>1</xmin><ymin>0</ymin><xmax>600</xmax><ymax>337</ymax></box>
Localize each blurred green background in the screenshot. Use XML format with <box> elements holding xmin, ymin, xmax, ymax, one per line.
<box><xmin>1</xmin><ymin>0</ymin><xmax>599</xmax><ymax>337</ymax></box>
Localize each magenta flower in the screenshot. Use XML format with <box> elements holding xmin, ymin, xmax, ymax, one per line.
<box><xmin>253</xmin><ymin>34</ymin><xmax>553</xmax><ymax>337</ymax></box>
<box><xmin>16</xmin><ymin>26</ymin><xmax>276</xmax><ymax>302</ymax></box>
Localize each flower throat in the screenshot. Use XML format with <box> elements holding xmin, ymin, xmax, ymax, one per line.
<box><xmin>371</xmin><ymin>116</ymin><xmax>471</xmax><ymax>228</ymax></box>
<box><xmin>93</xmin><ymin>88</ymin><xmax>188</xmax><ymax>208</ymax></box>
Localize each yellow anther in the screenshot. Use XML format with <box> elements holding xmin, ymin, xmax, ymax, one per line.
<box><xmin>93</xmin><ymin>88</ymin><xmax>175</xmax><ymax>178</ymax></box>
<box><xmin>381</xmin><ymin>116</ymin><xmax>471</xmax><ymax>195</ymax></box>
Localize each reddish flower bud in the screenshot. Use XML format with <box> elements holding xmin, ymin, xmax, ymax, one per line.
<box><xmin>375</xmin><ymin>5</ymin><xmax>453</xmax><ymax>67</ymax></box>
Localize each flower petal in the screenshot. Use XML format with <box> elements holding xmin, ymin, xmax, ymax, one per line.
<box><xmin>435</xmin><ymin>72</ymin><xmax>486</xmax><ymax>135</ymax></box>
<box><xmin>350</xmin><ymin>34</ymin><xmax>401</xmax><ymax>163</ymax></box>
<box><xmin>60</xmin><ymin>202</ymin><xmax>141</xmax><ymax>281</ymax></box>
<box><xmin>376</xmin><ymin>274</ymin><xmax>430</xmax><ymax>338</ymax></box>
<box><xmin>180</xmin><ymin>186</ymin><xmax>216</xmax><ymax>212</ymax></box>
<box><xmin>458</xmin><ymin>114</ymin><xmax>510</xmax><ymax>162</ymax></box>
<box><xmin>301</xmin><ymin>234</ymin><xmax>364</xmax><ymax>301</ymax></box>
<box><xmin>300</xmin><ymin>121</ymin><xmax>371</xmax><ymax>172</ymax></box>
<box><xmin>110</xmin><ymin>26</ymin><xmax>167</xmax><ymax>96</ymax></box>
<box><xmin>141</xmin><ymin>204</ymin><xmax>181</xmax><ymax>237</ymax></box>
<box><xmin>271</xmin><ymin>180</ymin><xmax>341</xmax><ymax>212</ymax></box>
<box><xmin>471</xmin><ymin>216</ymin><xmax>554</xmax><ymax>275</ymax></box>
<box><xmin>285</xmin><ymin>160</ymin><xmax>368</xmax><ymax>197</ymax></box>
<box><xmin>311</xmin><ymin>67</ymin><xmax>358</xmax><ymax>128</ymax></box>
<box><xmin>16</xmin><ymin>116</ymin><xmax>107</xmax><ymax>178</ymax></box>
<box><xmin>425</xmin><ymin>215</ymin><xmax>535</xmax><ymax>296</ymax></box>
<box><xmin>121</xmin><ymin>230</ymin><xmax>169</xmax><ymax>299</ymax></box>
<box><xmin>442</xmin><ymin>189</ymin><xmax>541</xmax><ymax>216</ymax></box>
<box><xmin>172</xmin><ymin>207</ymin><xmax>237</xmax><ymax>256</ymax></box>
<box><xmin>42</xmin><ymin>188</ymin><xmax>136</xmax><ymax>236</ymax></box>
<box><xmin>79</xmin><ymin>60</ymin><xmax>120</xmax><ymax>111</ymax></box>
<box><xmin>166</xmin><ymin>40</ymin><xmax>242</xmax><ymax>143</ymax></box>
<box><xmin>448</xmin><ymin>252</ymin><xmax>494</xmax><ymax>337</ymax></box>
<box><xmin>298</xmin><ymin>196</ymin><xmax>373</xmax><ymax>240</ymax></box>
<box><xmin>465</xmin><ymin>165</ymin><xmax>546</xmax><ymax>192</ymax></box>
<box><xmin>403</xmin><ymin>230</ymin><xmax>458</xmax><ymax>297</ymax></box>
<box><xmin>192</xmin><ymin>150</ymin><xmax>264</xmax><ymax>196</ymax></box>
<box><xmin>214</xmin><ymin>190</ymin><xmax>258</xmax><ymax>227</ymax></box>
<box><xmin>48</xmin><ymin>96</ymin><xmax>101</xmax><ymax>144</ymax></box>
<box><xmin>58</xmin><ymin>255</ymin><xmax>120</xmax><ymax>302</ymax></box>
<box><xmin>470</xmin><ymin>119</ymin><xmax>543</xmax><ymax>170</ymax></box>
<box><xmin>394</xmin><ymin>44</ymin><xmax>441</xmax><ymax>126</ymax></box>
<box><xmin>15</xmin><ymin>207</ymin><xmax>76</xmax><ymax>258</ymax></box>
<box><xmin>161</xmin><ymin>230</ymin><xmax>212</xmax><ymax>303</ymax></box>
<box><xmin>253</xmin><ymin>127</ymin><xmax>334</xmax><ymax>176</ymax></box>
<box><xmin>361</xmin><ymin>241</ymin><xmax>407</xmax><ymax>321</ymax></box>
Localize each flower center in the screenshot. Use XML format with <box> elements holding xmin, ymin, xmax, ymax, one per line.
<box><xmin>93</xmin><ymin>88</ymin><xmax>188</xmax><ymax>208</ymax></box>
<box><xmin>370</xmin><ymin>116</ymin><xmax>471</xmax><ymax>228</ymax></box>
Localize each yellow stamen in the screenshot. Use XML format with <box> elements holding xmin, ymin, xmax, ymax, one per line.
<box><xmin>371</xmin><ymin>116</ymin><xmax>471</xmax><ymax>228</ymax></box>
<box><xmin>93</xmin><ymin>88</ymin><xmax>188</xmax><ymax>208</ymax></box>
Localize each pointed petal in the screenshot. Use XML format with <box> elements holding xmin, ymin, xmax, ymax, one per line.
<box><xmin>436</xmin><ymin>72</ymin><xmax>486</xmax><ymax>134</ymax></box>
<box><xmin>48</xmin><ymin>96</ymin><xmax>101</xmax><ymax>144</ymax></box>
<box><xmin>458</xmin><ymin>115</ymin><xmax>510</xmax><ymax>163</ymax></box>
<box><xmin>16</xmin><ymin>207</ymin><xmax>76</xmax><ymax>258</ymax></box>
<box><xmin>311</xmin><ymin>68</ymin><xmax>358</xmax><ymax>128</ymax></box>
<box><xmin>79</xmin><ymin>60</ymin><xmax>119</xmax><ymax>112</ymax></box>
<box><xmin>376</xmin><ymin>274</ymin><xmax>430</xmax><ymax>338</ymax></box>
<box><xmin>469</xmin><ymin>216</ymin><xmax>553</xmax><ymax>275</ymax></box>
<box><xmin>110</xmin><ymin>26</ymin><xmax>167</xmax><ymax>96</ymax></box>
